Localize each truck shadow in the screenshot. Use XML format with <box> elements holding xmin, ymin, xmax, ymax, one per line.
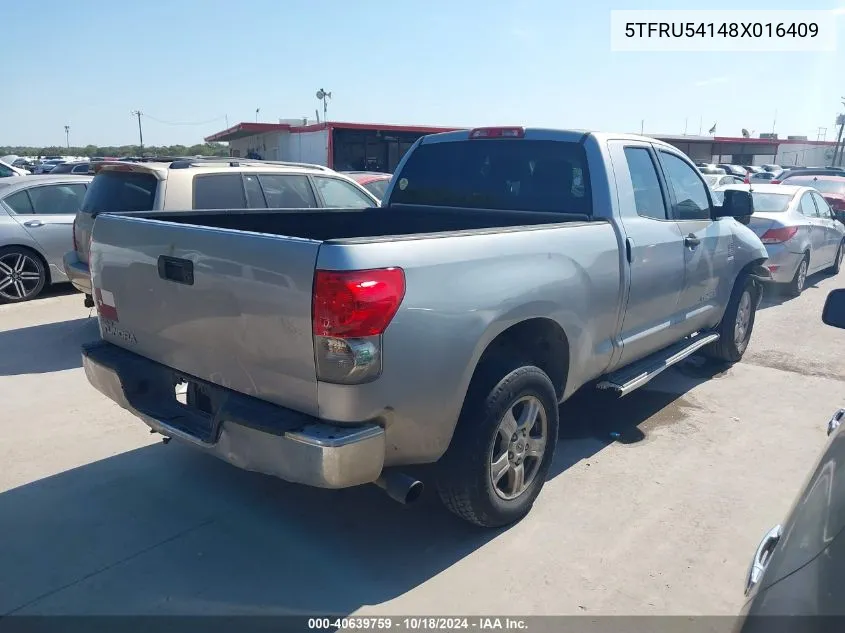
<box><xmin>0</xmin><ymin>317</ymin><xmax>97</xmax><ymax>376</ymax></box>
<box><xmin>757</xmin><ymin>270</ymin><xmax>833</xmax><ymax>311</ymax></box>
<box><xmin>549</xmin><ymin>356</ymin><xmax>728</xmax><ymax>478</ymax></box>
<box><xmin>0</xmin><ymin>359</ymin><xmax>726</xmax><ymax>616</ymax></box>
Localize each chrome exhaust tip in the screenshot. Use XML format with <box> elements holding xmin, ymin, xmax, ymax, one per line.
<box><xmin>375</xmin><ymin>471</ymin><xmax>424</xmax><ymax>505</ymax></box>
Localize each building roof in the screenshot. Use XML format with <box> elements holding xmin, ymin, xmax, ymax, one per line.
<box><xmin>205</xmin><ymin>121</ymin><xmax>464</xmax><ymax>143</ymax></box>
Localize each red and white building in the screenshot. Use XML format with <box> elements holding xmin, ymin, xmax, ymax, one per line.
<box><xmin>205</xmin><ymin>119</ymin><xmax>842</xmax><ymax>172</ymax></box>
<box><xmin>204</xmin><ymin>119</ymin><xmax>460</xmax><ymax>173</ymax></box>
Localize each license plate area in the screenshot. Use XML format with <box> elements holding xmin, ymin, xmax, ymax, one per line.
<box><xmin>168</xmin><ymin>374</ymin><xmax>218</xmax><ymax>443</ymax></box>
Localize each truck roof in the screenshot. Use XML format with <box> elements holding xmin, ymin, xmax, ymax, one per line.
<box><xmin>419</xmin><ymin>128</ymin><xmax>678</xmax><ymax>151</ymax></box>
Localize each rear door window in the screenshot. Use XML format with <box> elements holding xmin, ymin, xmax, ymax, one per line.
<box><xmin>363</xmin><ymin>179</ymin><xmax>390</xmax><ymax>199</ymax></box>
<box><xmin>243</xmin><ymin>174</ymin><xmax>267</xmax><ymax>208</ymax></box>
<box><xmin>257</xmin><ymin>174</ymin><xmax>317</xmax><ymax>208</ymax></box>
<box><xmin>312</xmin><ymin>177</ymin><xmax>373</xmax><ymax>208</ymax></box>
<box><xmin>391</xmin><ymin>139</ymin><xmax>592</xmax><ymax>214</ymax></box>
<box><xmin>81</xmin><ymin>170</ymin><xmax>158</xmax><ymax>213</ymax></box>
<box><xmin>800</xmin><ymin>193</ymin><xmax>819</xmax><ymax>217</ymax></box>
<box><xmin>29</xmin><ymin>184</ymin><xmax>88</xmax><ymax>214</ymax></box>
<box><xmin>193</xmin><ymin>173</ymin><xmax>247</xmax><ymax>209</ymax></box>
<box><xmin>623</xmin><ymin>146</ymin><xmax>668</xmax><ymax>220</ymax></box>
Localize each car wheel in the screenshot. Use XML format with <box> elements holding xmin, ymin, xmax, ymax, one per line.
<box><xmin>0</xmin><ymin>247</ymin><xmax>47</xmax><ymax>304</ymax></box>
<box><xmin>436</xmin><ymin>360</ymin><xmax>559</xmax><ymax>528</ymax></box>
<box><xmin>785</xmin><ymin>254</ymin><xmax>809</xmax><ymax>297</ymax></box>
<box><xmin>704</xmin><ymin>275</ymin><xmax>758</xmax><ymax>363</ymax></box>
<box><xmin>827</xmin><ymin>241</ymin><xmax>844</xmax><ymax>275</ymax></box>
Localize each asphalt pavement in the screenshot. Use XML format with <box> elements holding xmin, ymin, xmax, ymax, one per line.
<box><xmin>0</xmin><ymin>274</ymin><xmax>843</xmax><ymax>617</ymax></box>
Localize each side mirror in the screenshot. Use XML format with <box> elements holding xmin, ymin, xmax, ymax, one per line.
<box><xmin>822</xmin><ymin>289</ymin><xmax>845</xmax><ymax>329</ymax></box>
<box><xmin>715</xmin><ymin>189</ymin><xmax>754</xmax><ymax>219</ymax></box>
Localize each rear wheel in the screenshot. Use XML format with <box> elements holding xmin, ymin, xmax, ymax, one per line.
<box><xmin>436</xmin><ymin>361</ymin><xmax>559</xmax><ymax>528</ymax></box>
<box><xmin>785</xmin><ymin>254</ymin><xmax>809</xmax><ymax>297</ymax></box>
<box><xmin>0</xmin><ymin>247</ymin><xmax>47</xmax><ymax>303</ymax></box>
<box><xmin>827</xmin><ymin>241</ymin><xmax>844</xmax><ymax>274</ymax></box>
<box><xmin>704</xmin><ymin>275</ymin><xmax>757</xmax><ymax>363</ymax></box>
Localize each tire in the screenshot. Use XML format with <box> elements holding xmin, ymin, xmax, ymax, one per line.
<box><xmin>0</xmin><ymin>246</ymin><xmax>47</xmax><ymax>304</ymax></box>
<box><xmin>436</xmin><ymin>361</ymin><xmax>559</xmax><ymax>528</ymax></box>
<box><xmin>703</xmin><ymin>275</ymin><xmax>758</xmax><ymax>363</ymax></box>
<box><xmin>827</xmin><ymin>241</ymin><xmax>844</xmax><ymax>274</ymax></box>
<box><xmin>784</xmin><ymin>254</ymin><xmax>809</xmax><ymax>297</ymax></box>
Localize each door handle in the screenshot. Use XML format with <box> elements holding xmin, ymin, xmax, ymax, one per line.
<box><xmin>684</xmin><ymin>234</ymin><xmax>700</xmax><ymax>247</ymax></box>
<box><xmin>23</xmin><ymin>220</ymin><xmax>44</xmax><ymax>228</ymax></box>
<box><xmin>745</xmin><ymin>524</ymin><xmax>782</xmax><ymax>596</ymax></box>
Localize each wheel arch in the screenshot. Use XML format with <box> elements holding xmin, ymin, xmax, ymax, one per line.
<box><xmin>463</xmin><ymin>317</ymin><xmax>570</xmax><ymax>403</ymax></box>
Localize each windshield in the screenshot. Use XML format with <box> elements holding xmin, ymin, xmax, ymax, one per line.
<box><xmin>750</xmin><ymin>192</ymin><xmax>793</xmax><ymax>213</ymax></box>
<box><xmin>80</xmin><ymin>170</ymin><xmax>158</xmax><ymax>213</ymax></box>
<box><xmin>391</xmin><ymin>139</ymin><xmax>592</xmax><ymax>214</ymax></box>
<box><xmin>781</xmin><ymin>178</ymin><xmax>845</xmax><ymax>195</ymax></box>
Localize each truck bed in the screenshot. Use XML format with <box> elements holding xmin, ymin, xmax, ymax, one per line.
<box><xmin>113</xmin><ymin>205</ymin><xmax>592</xmax><ymax>242</ymax></box>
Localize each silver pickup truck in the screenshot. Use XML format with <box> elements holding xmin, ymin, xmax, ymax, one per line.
<box><xmin>82</xmin><ymin>128</ymin><xmax>769</xmax><ymax>527</ymax></box>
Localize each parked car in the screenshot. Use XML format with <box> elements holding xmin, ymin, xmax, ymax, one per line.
<box><xmin>80</xmin><ymin>127</ymin><xmax>768</xmax><ymax>527</ymax></box>
<box><xmin>704</xmin><ymin>173</ymin><xmax>744</xmax><ymax>188</ymax></box>
<box><xmin>0</xmin><ymin>174</ymin><xmax>93</xmax><ymax>303</ymax></box>
<box><xmin>341</xmin><ymin>171</ymin><xmax>393</xmax><ymax>200</ymax></box>
<box><xmin>64</xmin><ymin>158</ymin><xmax>380</xmax><ymax>307</ymax></box>
<box><xmin>778</xmin><ymin>175</ymin><xmax>845</xmax><ymax>220</ymax></box>
<box><xmin>50</xmin><ymin>161</ymin><xmax>91</xmax><ymax>175</ymax></box>
<box><xmin>33</xmin><ymin>159</ymin><xmax>66</xmax><ymax>174</ymax></box>
<box><xmin>716</xmin><ymin>183</ymin><xmax>845</xmax><ymax>296</ymax></box>
<box><xmin>0</xmin><ymin>160</ymin><xmax>28</xmax><ymax>178</ymax></box>
<box><xmin>774</xmin><ymin>168</ymin><xmax>845</xmax><ymax>184</ymax></box>
<box><xmin>735</xmin><ymin>288</ymin><xmax>845</xmax><ymax>632</ymax></box>
<box><xmin>717</xmin><ymin>164</ymin><xmax>749</xmax><ymax>177</ymax></box>
<box><xmin>744</xmin><ymin>166</ymin><xmax>764</xmax><ymax>174</ymax></box>
<box><xmin>761</xmin><ymin>164</ymin><xmax>782</xmax><ymax>173</ymax></box>
<box><xmin>748</xmin><ymin>171</ymin><xmax>780</xmax><ymax>184</ymax></box>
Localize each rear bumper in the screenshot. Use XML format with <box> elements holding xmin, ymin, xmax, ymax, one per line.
<box><xmin>63</xmin><ymin>251</ymin><xmax>92</xmax><ymax>295</ymax></box>
<box><xmin>761</xmin><ymin>245</ymin><xmax>803</xmax><ymax>284</ymax></box>
<box><xmin>82</xmin><ymin>341</ymin><xmax>385</xmax><ymax>489</ymax></box>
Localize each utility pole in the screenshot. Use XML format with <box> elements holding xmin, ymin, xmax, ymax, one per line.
<box><xmin>833</xmin><ymin>99</ymin><xmax>845</xmax><ymax>167</ymax></box>
<box><xmin>64</xmin><ymin>125</ymin><xmax>70</xmax><ymax>150</ymax></box>
<box><xmin>130</xmin><ymin>110</ymin><xmax>144</xmax><ymax>154</ymax></box>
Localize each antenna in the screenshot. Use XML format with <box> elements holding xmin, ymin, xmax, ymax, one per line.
<box><xmin>316</xmin><ymin>88</ymin><xmax>332</xmax><ymax>123</ymax></box>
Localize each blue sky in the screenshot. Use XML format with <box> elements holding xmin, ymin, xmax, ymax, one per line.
<box><xmin>4</xmin><ymin>0</ymin><xmax>845</xmax><ymax>147</ymax></box>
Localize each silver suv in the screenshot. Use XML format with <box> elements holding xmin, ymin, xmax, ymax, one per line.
<box><xmin>63</xmin><ymin>157</ymin><xmax>380</xmax><ymax>305</ymax></box>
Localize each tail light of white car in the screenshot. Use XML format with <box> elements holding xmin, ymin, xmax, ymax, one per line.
<box><xmin>312</xmin><ymin>267</ymin><xmax>406</xmax><ymax>384</ymax></box>
<box><xmin>760</xmin><ymin>226</ymin><xmax>799</xmax><ymax>244</ymax></box>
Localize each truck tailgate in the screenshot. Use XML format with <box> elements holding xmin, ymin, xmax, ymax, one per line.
<box><xmin>89</xmin><ymin>213</ymin><xmax>321</xmax><ymax>417</ymax></box>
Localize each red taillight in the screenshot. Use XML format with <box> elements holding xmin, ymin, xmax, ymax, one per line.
<box><xmin>312</xmin><ymin>268</ymin><xmax>405</xmax><ymax>338</ymax></box>
<box><xmin>770</xmin><ymin>179</ymin><xmax>781</xmax><ymax>185</ymax></box>
<box><xmin>761</xmin><ymin>226</ymin><xmax>799</xmax><ymax>244</ymax></box>
<box><xmin>469</xmin><ymin>127</ymin><xmax>525</xmax><ymax>139</ymax></box>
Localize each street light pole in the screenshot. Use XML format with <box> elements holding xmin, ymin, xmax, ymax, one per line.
<box><xmin>64</xmin><ymin>125</ymin><xmax>70</xmax><ymax>150</ymax></box>
<box><xmin>130</xmin><ymin>110</ymin><xmax>144</xmax><ymax>154</ymax></box>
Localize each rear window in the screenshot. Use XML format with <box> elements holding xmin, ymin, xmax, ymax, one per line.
<box><xmin>750</xmin><ymin>192</ymin><xmax>792</xmax><ymax>213</ymax></box>
<box><xmin>81</xmin><ymin>170</ymin><xmax>158</xmax><ymax>213</ymax></box>
<box><xmin>390</xmin><ymin>139</ymin><xmax>592</xmax><ymax>214</ymax></box>
<box><xmin>781</xmin><ymin>177</ymin><xmax>845</xmax><ymax>195</ymax></box>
